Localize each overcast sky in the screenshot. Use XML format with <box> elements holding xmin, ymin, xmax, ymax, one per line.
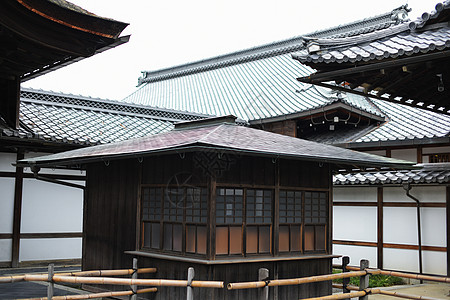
<box><xmin>22</xmin><ymin>0</ymin><xmax>438</xmax><ymax>101</ymax></box>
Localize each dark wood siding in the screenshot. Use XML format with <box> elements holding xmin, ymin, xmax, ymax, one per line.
<box><xmin>83</xmin><ymin>159</ymin><xmax>140</xmax><ymax>270</ymax></box>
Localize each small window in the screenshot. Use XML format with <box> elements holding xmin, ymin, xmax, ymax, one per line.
<box><xmin>216</xmin><ymin>188</ymin><xmax>243</xmax><ymax>224</ymax></box>
<box><xmin>279</xmin><ymin>191</ymin><xmax>302</xmax><ymax>252</ymax></box>
<box><xmin>304</xmin><ymin>192</ymin><xmax>327</xmax><ymax>252</ymax></box>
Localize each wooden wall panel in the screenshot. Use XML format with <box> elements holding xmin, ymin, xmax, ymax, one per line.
<box><xmin>83</xmin><ymin>159</ymin><xmax>139</xmax><ymax>271</ymax></box>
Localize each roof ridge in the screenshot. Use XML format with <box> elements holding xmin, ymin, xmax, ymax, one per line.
<box><xmin>137</xmin><ymin>5</ymin><xmax>410</xmax><ymax>86</ymax></box>
<box><xmin>20</xmin><ymin>88</ymin><xmax>211</xmax><ymax>122</ymax></box>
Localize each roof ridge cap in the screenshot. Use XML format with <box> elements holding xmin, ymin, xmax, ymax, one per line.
<box><xmin>137</xmin><ymin>5</ymin><xmax>410</xmax><ymax>86</ymax></box>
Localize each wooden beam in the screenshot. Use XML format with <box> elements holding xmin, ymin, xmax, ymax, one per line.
<box><xmin>12</xmin><ymin>151</ymin><xmax>24</xmax><ymax>267</ymax></box>
<box><xmin>377</xmin><ymin>187</ymin><xmax>383</xmax><ymax>270</ymax></box>
<box><xmin>0</xmin><ymin>76</ymin><xmax>20</xmax><ymax>129</ymax></box>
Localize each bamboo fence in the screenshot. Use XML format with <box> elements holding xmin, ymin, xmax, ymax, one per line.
<box><xmin>19</xmin><ymin>287</ymin><xmax>158</xmax><ymax>300</ymax></box>
<box><xmin>21</xmin><ymin>274</ymin><xmax>223</xmax><ymax>288</ymax></box>
<box><xmin>0</xmin><ymin>267</ymin><xmax>157</xmax><ymax>284</ymax></box>
<box><xmin>341</xmin><ymin>265</ymin><xmax>450</xmax><ymax>283</ymax></box>
<box><xmin>332</xmin><ymin>284</ymin><xmax>442</xmax><ymax>300</ymax></box>
<box><xmin>227</xmin><ymin>270</ymin><xmax>367</xmax><ymax>290</ymax></box>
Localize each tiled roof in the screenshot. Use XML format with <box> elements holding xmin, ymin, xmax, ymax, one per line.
<box><xmin>126</xmin><ymin>54</ymin><xmax>383</xmax><ymax>123</ymax></box>
<box><xmin>124</xmin><ymin>6</ymin><xmax>409</xmax><ymax>123</ymax></box>
<box><xmin>136</xmin><ymin>5</ymin><xmax>409</xmax><ymax>86</ymax></box>
<box><xmin>19</xmin><ymin>119</ymin><xmax>415</xmax><ymax>171</ymax></box>
<box><xmin>0</xmin><ymin>88</ymin><xmax>210</xmax><ymax>146</ymax></box>
<box><xmin>292</xmin><ymin>2</ymin><xmax>450</xmax><ymax>64</ymax></box>
<box><xmin>334</xmin><ymin>163</ymin><xmax>450</xmax><ymax>185</ymax></box>
<box><xmin>351</xmin><ymin>99</ymin><xmax>450</xmax><ymax>145</ymax></box>
<box><xmin>292</xmin><ymin>22</ymin><xmax>450</xmax><ymax>65</ymax></box>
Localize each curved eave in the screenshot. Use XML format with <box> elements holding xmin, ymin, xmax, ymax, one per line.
<box><xmin>0</xmin><ymin>1</ymin><xmax>129</xmax><ymax>80</ymax></box>
<box><xmin>17</xmin><ymin>0</ymin><xmax>128</xmax><ymax>38</ymax></box>
<box><xmin>18</xmin><ymin>142</ymin><xmax>416</xmax><ymax>172</ymax></box>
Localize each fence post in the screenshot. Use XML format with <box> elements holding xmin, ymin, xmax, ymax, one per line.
<box><xmin>47</xmin><ymin>263</ymin><xmax>54</xmax><ymax>300</ymax></box>
<box><xmin>187</xmin><ymin>267</ymin><xmax>194</xmax><ymax>300</ymax></box>
<box><xmin>342</xmin><ymin>256</ymin><xmax>350</xmax><ymax>293</ymax></box>
<box><xmin>359</xmin><ymin>259</ymin><xmax>369</xmax><ymax>300</ymax></box>
<box><xmin>130</xmin><ymin>258</ymin><xmax>138</xmax><ymax>300</ymax></box>
<box><xmin>258</xmin><ymin>268</ymin><xmax>269</xmax><ymax>300</ymax></box>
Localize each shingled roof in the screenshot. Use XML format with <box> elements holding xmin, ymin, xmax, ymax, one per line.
<box><xmin>18</xmin><ymin>117</ymin><xmax>416</xmax><ymax>171</ymax></box>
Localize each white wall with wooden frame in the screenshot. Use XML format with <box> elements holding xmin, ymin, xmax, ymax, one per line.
<box><xmin>0</xmin><ymin>151</ymin><xmax>85</xmax><ymax>267</ymax></box>
<box><xmin>333</xmin><ymin>185</ymin><xmax>447</xmax><ymax>276</ymax></box>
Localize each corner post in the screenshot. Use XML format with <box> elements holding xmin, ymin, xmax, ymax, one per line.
<box><xmin>187</xmin><ymin>267</ymin><xmax>195</xmax><ymax>300</ymax></box>
<box><xmin>258</xmin><ymin>268</ymin><xmax>269</xmax><ymax>300</ymax></box>
<box><xmin>130</xmin><ymin>258</ymin><xmax>138</xmax><ymax>300</ymax></box>
<box><xmin>47</xmin><ymin>263</ymin><xmax>54</xmax><ymax>300</ymax></box>
<box><xmin>342</xmin><ymin>256</ymin><xmax>350</xmax><ymax>293</ymax></box>
<box><xmin>359</xmin><ymin>259</ymin><xmax>369</xmax><ymax>300</ymax></box>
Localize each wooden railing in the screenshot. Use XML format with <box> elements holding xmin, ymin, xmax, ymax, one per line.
<box><xmin>1</xmin><ymin>256</ymin><xmax>448</xmax><ymax>300</ymax></box>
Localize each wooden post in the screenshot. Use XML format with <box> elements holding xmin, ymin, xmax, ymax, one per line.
<box><xmin>47</xmin><ymin>264</ymin><xmax>54</xmax><ymax>300</ymax></box>
<box><xmin>342</xmin><ymin>256</ymin><xmax>350</xmax><ymax>293</ymax></box>
<box><xmin>258</xmin><ymin>268</ymin><xmax>269</xmax><ymax>300</ymax></box>
<box><xmin>377</xmin><ymin>187</ymin><xmax>383</xmax><ymax>270</ymax></box>
<box><xmin>130</xmin><ymin>258</ymin><xmax>138</xmax><ymax>300</ymax></box>
<box><xmin>186</xmin><ymin>267</ymin><xmax>194</xmax><ymax>300</ymax></box>
<box><xmin>12</xmin><ymin>151</ymin><xmax>24</xmax><ymax>268</ymax></box>
<box><xmin>358</xmin><ymin>260</ymin><xmax>369</xmax><ymax>300</ymax></box>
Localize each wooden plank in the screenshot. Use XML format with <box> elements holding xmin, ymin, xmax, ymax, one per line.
<box><xmin>377</xmin><ymin>187</ymin><xmax>383</xmax><ymax>269</ymax></box>
<box><xmin>20</xmin><ymin>233</ymin><xmax>82</xmax><ymax>239</ymax></box>
<box><xmin>12</xmin><ymin>151</ymin><xmax>24</xmax><ymax>268</ymax></box>
<box><xmin>333</xmin><ymin>240</ymin><xmax>446</xmax><ymax>252</ymax></box>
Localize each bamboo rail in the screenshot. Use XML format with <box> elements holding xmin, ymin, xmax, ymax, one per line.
<box><xmin>227</xmin><ymin>270</ymin><xmax>367</xmax><ymax>290</ymax></box>
<box><xmin>20</xmin><ymin>287</ymin><xmax>158</xmax><ymax>300</ymax></box>
<box><xmin>342</xmin><ymin>266</ymin><xmax>450</xmax><ymax>283</ymax></box>
<box><xmin>22</xmin><ymin>274</ymin><xmax>224</xmax><ymax>288</ymax></box>
<box><xmin>332</xmin><ymin>284</ymin><xmax>442</xmax><ymax>300</ymax></box>
<box><xmin>303</xmin><ymin>290</ymin><xmax>367</xmax><ymax>300</ymax></box>
<box><xmin>0</xmin><ymin>268</ymin><xmax>157</xmax><ymax>284</ymax></box>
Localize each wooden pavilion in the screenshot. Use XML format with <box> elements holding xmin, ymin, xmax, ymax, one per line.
<box><xmin>19</xmin><ymin>116</ymin><xmax>415</xmax><ymax>299</ymax></box>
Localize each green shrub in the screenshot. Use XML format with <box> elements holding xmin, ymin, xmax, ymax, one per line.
<box><xmin>332</xmin><ymin>269</ymin><xmax>403</xmax><ymax>288</ymax></box>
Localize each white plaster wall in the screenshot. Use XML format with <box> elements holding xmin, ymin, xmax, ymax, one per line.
<box><xmin>0</xmin><ymin>239</ymin><xmax>12</xmax><ymax>262</ymax></box>
<box><xmin>383</xmin><ymin>248</ymin><xmax>419</xmax><ymax>273</ymax></box>
<box><xmin>333</xmin><ymin>244</ymin><xmax>377</xmax><ymax>268</ymax></box>
<box><xmin>391</xmin><ymin>148</ymin><xmax>417</xmax><ymax>163</ymax></box>
<box><xmin>0</xmin><ymin>153</ymin><xmax>16</xmax><ymax>172</ymax></box>
<box><xmin>0</xmin><ymin>178</ymin><xmax>15</xmax><ymax>233</ymax></box>
<box><xmin>383</xmin><ymin>186</ymin><xmax>446</xmax><ymax>203</ymax></box>
<box><xmin>19</xmin><ymin>238</ymin><xmax>82</xmax><ymax>261</ymax></box>
<box><xmin>333</xmin><ymin>206</ymin><xmax>377</xmax><ymax>242</ymax></box>
<box><xmin>383</xmin><ymin>207</ymin><xmax>418</xmax><ymax>244</ymax></box>
<box><xmin>421</xmin><ymin>208</ymin><xmax>446</xmax><ymax>247</ymax></box>
<box><xmin>21</xmin><ymin>179</ymin><xmax>83</xmax><ymax>233</ymax></box>
<box><xmin>333</xmin><ymin>187</ymin><xmax>377</xmax><ymax>202</ymax></box>
<box><xmin>422</xmin><ymin>146</ymin><xmax>450</xmax><ymax>154</ymax></box>
<box><xmin>423</xmin><ymin>251</ymin><xmax>447</xmax><ymax>276</ymax></box>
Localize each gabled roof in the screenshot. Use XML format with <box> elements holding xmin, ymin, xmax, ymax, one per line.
<box><xmin>334</xmin><ymin>163</ymin><xmax>450</xmax><ymax>185</ymax></box>
<box><xmin>124</xmin><ymin>5</ymin><xmax>409</xmax><ymax>124</ymax></box>
<box><xmin>294</xmin><ymin>1</ymin><xmax>450</xmax><ymax>115</ymax></box>
<box><xmin>18</xmin><ymin>117</ymin><xmax>416</xmax><ymax>171</ymax></box>
<box><xmin>0</xmin><ymin>88</ymin><xmax>210</xmax><ymax>148</ymax></box>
